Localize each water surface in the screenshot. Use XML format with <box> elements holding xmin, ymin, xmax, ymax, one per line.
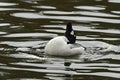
<box><xmin>0</xmin><ymin>0</ymin><xmax>120</xmax><ymax>80</ymax></box>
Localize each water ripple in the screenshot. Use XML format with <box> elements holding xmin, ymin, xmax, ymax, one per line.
<box><xmin>11</xmin><ymin>12</ymin><xmax>120</xmax><ymax>23</ymax></box>
<box><xmin>1</xmin><ymin>62</ymin><xmax>120</xmax><ymax>78</ymax></box>
<box><xmin>111</xmin><ymin>11</ymin><xmax>120</xmax><ymax>14</ymax></box>
<box><xmin>3</xmin><ymin>52</ymin><xmax>45</xmax><ymax>60</ymax></box>
<box><xmin>33</xmin><ymin>6</ymin><xmax>56</xmax><ymax>9</ymax></box>
<box><xmin>0</xmin><ymin>23</ymin><xmax>10</xmax><ymax>26</ymax></box>
<box><xmin>3</xmin><ymin>33</ymin><xmax>57</xmax><ymax>38</ymax></box>
<box><xmin>0</xmin><ymin>2</ymin><xmax>17</xmax><ymax>6</ymax></box>
<box><xmin>43</xmin><ymin>11</ymin><xmax>119</xmax><ymax>17</ymax></box>
<box><xmin>0</xmin><ymin>41</ymin><xmax>45</xmax><ymax>47</ymax></box>
<box><xmin>0</xmin><ymin>31</ymin><xmax>7</xmax><ymax>35</ymax></box>
<box><xmin>74</xmin><ymin>6</ymin><xmax>105</xmax><ymax>10</ymax></box>
<box><xmin>41</xmin><ymin>24</ymin><xmax>120</xmax><ymax>34</ymax></box>
<box><xmin>0</xmin><ymin>8</ymin><xmax>34</xmax><ymax>11</ymax></box>
<box><xmin>109</xmin><ymin>0</ymin><xmax>120</xmax><ymax>3</ymax></box>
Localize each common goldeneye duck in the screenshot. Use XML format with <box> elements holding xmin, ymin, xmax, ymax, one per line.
<box><xmin>44</xmin><ymin>23</ymin><xmax>86</xmax><ymax>56</ymax></box>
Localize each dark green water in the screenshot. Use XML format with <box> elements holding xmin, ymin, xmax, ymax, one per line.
<box><xmin>0</xmin><ymin>0</ymin><xmax>120</xmax><ymax>80</ymax></box>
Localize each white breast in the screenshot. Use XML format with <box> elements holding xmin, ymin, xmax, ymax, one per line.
<box><xmin>44</xmin><ymin>36</ymin><xmax>86</xmax><ymax>56</ymax></box>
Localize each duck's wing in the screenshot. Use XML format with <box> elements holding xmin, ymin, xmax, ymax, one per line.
<box><xmin>68</xmin><ymin>43</ymin><xmax>85</xmax><ymax>49</ymax></box>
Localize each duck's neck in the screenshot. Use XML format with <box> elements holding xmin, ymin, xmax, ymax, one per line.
<box><xmin>65</xmin><ymin>23</ymin><xmax>76</xmax><ymax>44</ymax></box>
<box><xmin>65</xmin><ymin>34</ymin><xmax>76</xmax><ymax>44</ymax></box>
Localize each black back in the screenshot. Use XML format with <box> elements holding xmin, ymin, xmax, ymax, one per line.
<box><xmin>65</xmin><ymin>23</ymin><xmax>76</xmax><ymax>44</ymax></box>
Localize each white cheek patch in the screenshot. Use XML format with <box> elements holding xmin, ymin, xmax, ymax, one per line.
<box><xmin>71</xmin><ymin>31</ymin><xmax>74</xmax><ymax>35</ymax></box>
